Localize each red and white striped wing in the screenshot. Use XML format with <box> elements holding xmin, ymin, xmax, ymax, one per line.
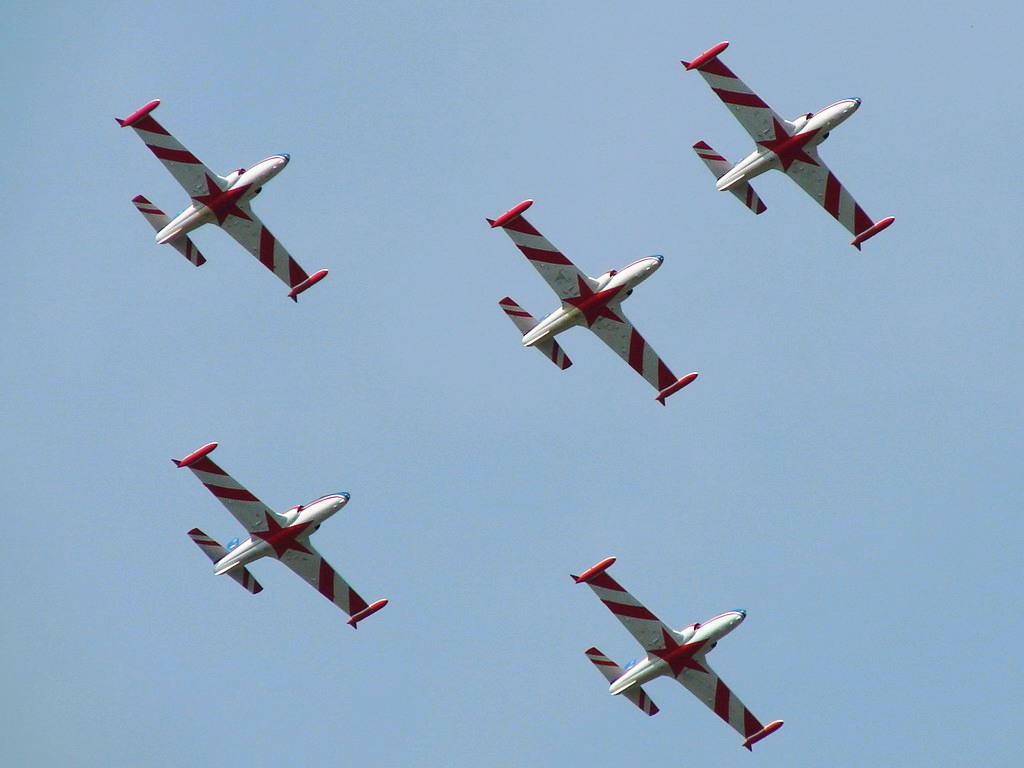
<box><xmin>589</xmin><ymin>311</ymin><xmax>679</xmax><ymax>393</ymax></box>
<box><xmin>120</xmin><ymin>107</ymin><xmax>223</xmax><ymax>197</ymax></box>
<box><xmin>580</xmin><ymin>568</ymin><xmax>685</xmax><ymax>652</ymax></box>
<box><xmin>221</xmin><ymin>203</ymin><xmax>311</xmax><ymax>289</ymax></box>
<box><xmin>493</xmin><ymin>213</ymin><xmax>597</xmax><ymax>301</ymax></box>
<box><xmin>675</xmin><ymin>655</ymin><xmax>767</xmax><ymax>743</ymax></box>
<box><xmin>180</xmin><ymin>453</ymin><xmax>282</xmax><ymax>534</ymax></box>
<box><xmin>278</xmin><ymin>539</ymin><xmax>371</xmax><ymax>618</ymax></box>
<box><xmin>686</xmin><ymin>52</ymin><xmax>792</xmax><ymax>142</ymax></box>
<box><xmin>783</xmin><ymin>147</ymin><xmax>877</xmax><ymax>238</ymax></box>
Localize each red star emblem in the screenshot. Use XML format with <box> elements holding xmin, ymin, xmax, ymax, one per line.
<box><xmin>757</xmin><ymin>118</ymin><xmax>820</xmax><ymax>171</ymax></box>
<box><xmin>564</xmin><ymin>276</ymin><xmax>625</xmax><ymax>327</ymax></box>
<box><xmin>650</xmin><ymin>628</ymin><xmax>710</xmax><ymax>677</ymax></box>
<box><xmin>252</xmin><ymin>513</ymin><xmax>314</xmax><ymax>558</ymax></box>
<box><xmin>192</xmin><ymin>174</ymin><xmax>253</xmax><ymax>225</ymax></box>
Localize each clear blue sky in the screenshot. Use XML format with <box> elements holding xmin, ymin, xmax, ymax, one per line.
<box><xmin>2</xmin><ymin>3</ymin><xmax>1021</xmax><ymax>766</ymax></box>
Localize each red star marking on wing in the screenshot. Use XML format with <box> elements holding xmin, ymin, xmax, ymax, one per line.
<box><xmin>757</xmin><ymin>118</ymin><xmax>820</xmax><ymax>171</ymax></box>
<box><xmin>252</xmin><ymin>513</ymin><xmax>315</xmax><ymax>558</ymax></box>
<box><xmin>650</xmin><ymin>628</ymin><xmax>710</xmax><ymax>677</ymax></box>
<box><xmin>564</xmin><ymin>276</ymin><xmax>626</xmax><ymax>327</ymax></box>
<box><xmin>192</xmin><ymin>174</ymin><xmax>253</xmax><ymax>225</ymax></box>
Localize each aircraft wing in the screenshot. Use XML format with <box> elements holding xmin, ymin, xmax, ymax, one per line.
<box><xmin>117</xmin><ymin>99</ymin><xmax>226</xmax><ymax>197</ymax></box>
<box><xmin>220</xmin><ymin>202</ymin><xmax>314</xmax><ymax>291</ymax></box>
<box><xmin>489</xmin><ymin>200</ymin><xmax>598</xmax><ymax>301</ymax></box>
<box><xmin>683</xmin><ymin>42</ymin><xmax>793</xmax><ymax>143</ymax></box>
<box><xmin>588</xmin><ymin>308</ymin><xmax>680</xmax><ymax>394</ymax></box>
<box><xmin>573</xmin><ymin>558</ymin><xmax>686</xmax><ymax>652</ymax></box>
<box><xmin>783</xmin><ymin>146</ymin><xmax>891</xmax><ymax>245</ymax></box>
<box><xmin>675</xmin><ymin>653</ymin><xmax>781</xmax><ymax>749</ymax></box>
<box><xmin>173</xmin><ymin>442</ymin><xmax>286</xmax><ymax>533</ymax></box>
<box><xmin>278</xmin><ymin>537</ymin><xmax>373</xmax><ymax>619</ymax></box>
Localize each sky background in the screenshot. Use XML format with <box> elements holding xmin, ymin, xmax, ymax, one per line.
<box><xmin>2</xmin><ymin>2</ymin><xmax>1022</xmax><ymax>766</ymax></box>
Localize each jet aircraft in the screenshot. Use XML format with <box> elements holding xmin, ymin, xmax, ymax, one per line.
<box><xmin>573</xmin><ymin>556</ymin><xmax>783</xmax><ymax>750</ymax></box>
<box><xmin>174</xmin><ymin>442</ymin><xmax>387</xmax><ymax>628</ymax></box>
<box><xmin>488</xmin><ymin>200</ymin><xmax>697</xmax><ymax>404</ymax></box>
<box><xmin>117</xmin><ymin>99</ymin><xmax>328</xmax><ymax>299</ymax></box>
<box><xmin>683</xmin><ymin>41</ymin><xmax>894</xmax><ymax>248</ymax></box>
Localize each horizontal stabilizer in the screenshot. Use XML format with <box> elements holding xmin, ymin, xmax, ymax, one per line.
<box><xmin>499</xmin><ymin>297</ymin><xmax>572</xmax><ymax>370</ymax></box>
<box><xmin>187</xmin><ymin>528</ymin><xmax>262</xmax><ymax>594</ymax></box>
<box><xmin>692</xmin><ymin>143</ymin><xmax>765</xmax><ymax>215</ymax></box>
<box><xmin>584</xmin><ymin>647</ymin><xmax>659</xmax><ymax>716</ymax></box>
<box><xmin>132</xmin><ymin>195</ymin><xmax>206</xmax><ymax>266</ymax></box>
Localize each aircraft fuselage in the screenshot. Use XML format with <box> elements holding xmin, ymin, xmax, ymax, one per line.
<box><xmin>156</xmin><ymin>154</ymin><xmax>290</xmax><ymax>244</ymax></box>
<box><xmin>523</xmin><ymin>255</ymin><xmax>664</xmax><ymax>347</ymax></box>
<box><xmin>213</xmin><ymin>491</ymin><xmax>348</xmax><ymax>575</ymax></box>
<box><xmin>717</xmin><ymin>98</ymin><xmax>860</xmax><ymax>192</ymax></box>
<box><xmin>609</xmin><ymin>610</ymin><xmax>747</xmax><ymax>695</ymax></box>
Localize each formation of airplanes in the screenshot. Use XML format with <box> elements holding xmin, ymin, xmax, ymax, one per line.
<box><xmin>174</xmin><ymin>442</ymin><xmax>388</xmax><ymax>628</ymax></box>
<box><xmin>122</xmin><ymin>39</ymin><xmax>898</xmax><ymax>752</ymax></box>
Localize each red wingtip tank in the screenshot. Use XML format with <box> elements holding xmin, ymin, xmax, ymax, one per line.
<box><xmin>682</xmin><ymin>41</ymin><xmax>729</xmax><ymax>70</ymax></box>
<box><xmin>741</xmin><ymin>719</ymin><xmax>784</xmax><ymax>751</ymax></box>
<box><xmin>487</xmin><ymin>199</ymin><xmax>534</xmax><ymax>228</ymax></box>
<box><xmin>655</xmin><ymin>372</ymin><xmax>699</xmax><ymax>405</ymax></box>
<box><xmin>347</xmin><ymin>598</ymin><xmax>389</xmax><ymax>629</ymax></box>
<box><xmin>572</xmin><ymin>556</ymin><xmax>617</xmax><ymax>584</ymax></box>
<box><xmin>173</xmin><ymin>441</ymin><xmax>218</xmax><ymax>468</ymax></box>
<box><xmin>116</xmin><ymin>99</ymin><xmax>161</xmax><ymax>127</ymax></box>
<box><xmin>287</xmin><ymin>268</ymin><xmax>329</xmax><ymax>302</ymax></box>
<box><xmin>851</xmin><ymin>216</ymin><xmax>895</xmax><ymax>249</ymax></box>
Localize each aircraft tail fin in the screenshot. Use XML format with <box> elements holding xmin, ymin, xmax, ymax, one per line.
<box><xmin>187</xmin><ymin>528</ymin><xmax>262</xmax><ymax>595</ymax></box>
<box><xmin>498</xmin><ymin>297</ymin><xmax>572</xmax><ymax>370</ymax></box>
<box><xmin>584</xmin><ymin>647</ymin><xmax>659</xmax><ymax>716</ymax></box>
<box><xmin>132</xmin><ymin>195</ymin><xmax>207</xmax><ymax>266</ymax></box>
<box><xmin>692</xmin><ymin>142</ymin><xmax>766</xmax><ymax>215</ymax></box>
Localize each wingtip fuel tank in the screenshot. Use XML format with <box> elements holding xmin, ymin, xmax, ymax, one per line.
<box><xmin>742</xmin><ymin>719</ymin><xmax>784</xmax><ymax>750</ymax></box>
<box><xmin>683</xmin><ymin>41</ymin><xmax>729</xmax><ymax>70</ymax></box>
<box><xmin>851</xmin><ymin>216</ymin><xmax>895</xmax><ymax>249</ymax></box>
<box><xmin>655</xmin><ymin>372</ymin><xmax>699</xmax><ymax>405</ymax></box>
<box><xmin>347</xmin><ymin>598</ymin><xmax>389</xmax><ymax>628</ymax></box>
<box><xmin>287</xmin><ymin>268</ymin><xmax>329</xmax><ymax>301</ymax></box>
<box><xmin>116</xmin><ymin>99</ymin><xmax>161</xmax><ymax>127</ymax></box>
<box><xmin>173</xmin><ymin>441</ymin><xmax>218</xmax><ymax>468</ymax></box>
<box><xmin>572</xmin><ymin>556</ymin><xmax>617</xmax><ymax>584</ymax></box>
<box><xmin>488</xmin><ymin>199</ymin><xmax>534</xmax><ymax>228</ymax></box>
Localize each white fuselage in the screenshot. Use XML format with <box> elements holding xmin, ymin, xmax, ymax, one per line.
<box><xmin>523</xmin><ymin>255</ymin><xmax>664</xmax><ymax>347</ymax></box>
<box><xmin>156</xmin><ymin>154</ymin><xmax>290</xmax><ymax>244</ymax></box>
<box><xmin>213</xmin><ymin>492</ymin><xmax>347</xmax><ymax>575</ymax></box>
<box><xmin>717</xmin><ymin>98</ymin><xmax>860</xmax><ymax>192</ymax></box>
<box><xmin>609</xmin><ymin>610</ymin><xmax>746</xmax><ymax>695</ymax></box>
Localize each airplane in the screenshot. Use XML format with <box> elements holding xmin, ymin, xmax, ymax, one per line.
<box><xmin>573</xmin><ymin>556</ymin><xmax>784</xmax><ymax>750</ymax></box>
<box><xmin>488</xmin><ymin>200</ymin><xmax>697</xmax><ymax>404</ymax></box>
<box><xmin>173</xmin><ymin>442</ymin><xmax>387</xmax><ymax>628</ymax></box>
<box><xmin>116</xmin><ymin>99</ymin><xmax>328</xmax><ymax>300</ymax></box>
<box><xmin>683</xmin><ymin>41</ymin><xmax>894</xmax><ymax>249</ymax></box>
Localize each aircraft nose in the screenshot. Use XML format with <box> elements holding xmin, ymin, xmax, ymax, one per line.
<box><xmin>735</xmin><ymin>608</ymin><xmax>747</xmax><ymax>618</ymax></box>
<box><xmin>340</xmin><ymin>491</ymin><xmax>350</xmax><ymax>501</ymax></box>
<box><xmin>278</xmin><ymin>153</ymin><xmax>290</xmax><ymax>163</ymax></box>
